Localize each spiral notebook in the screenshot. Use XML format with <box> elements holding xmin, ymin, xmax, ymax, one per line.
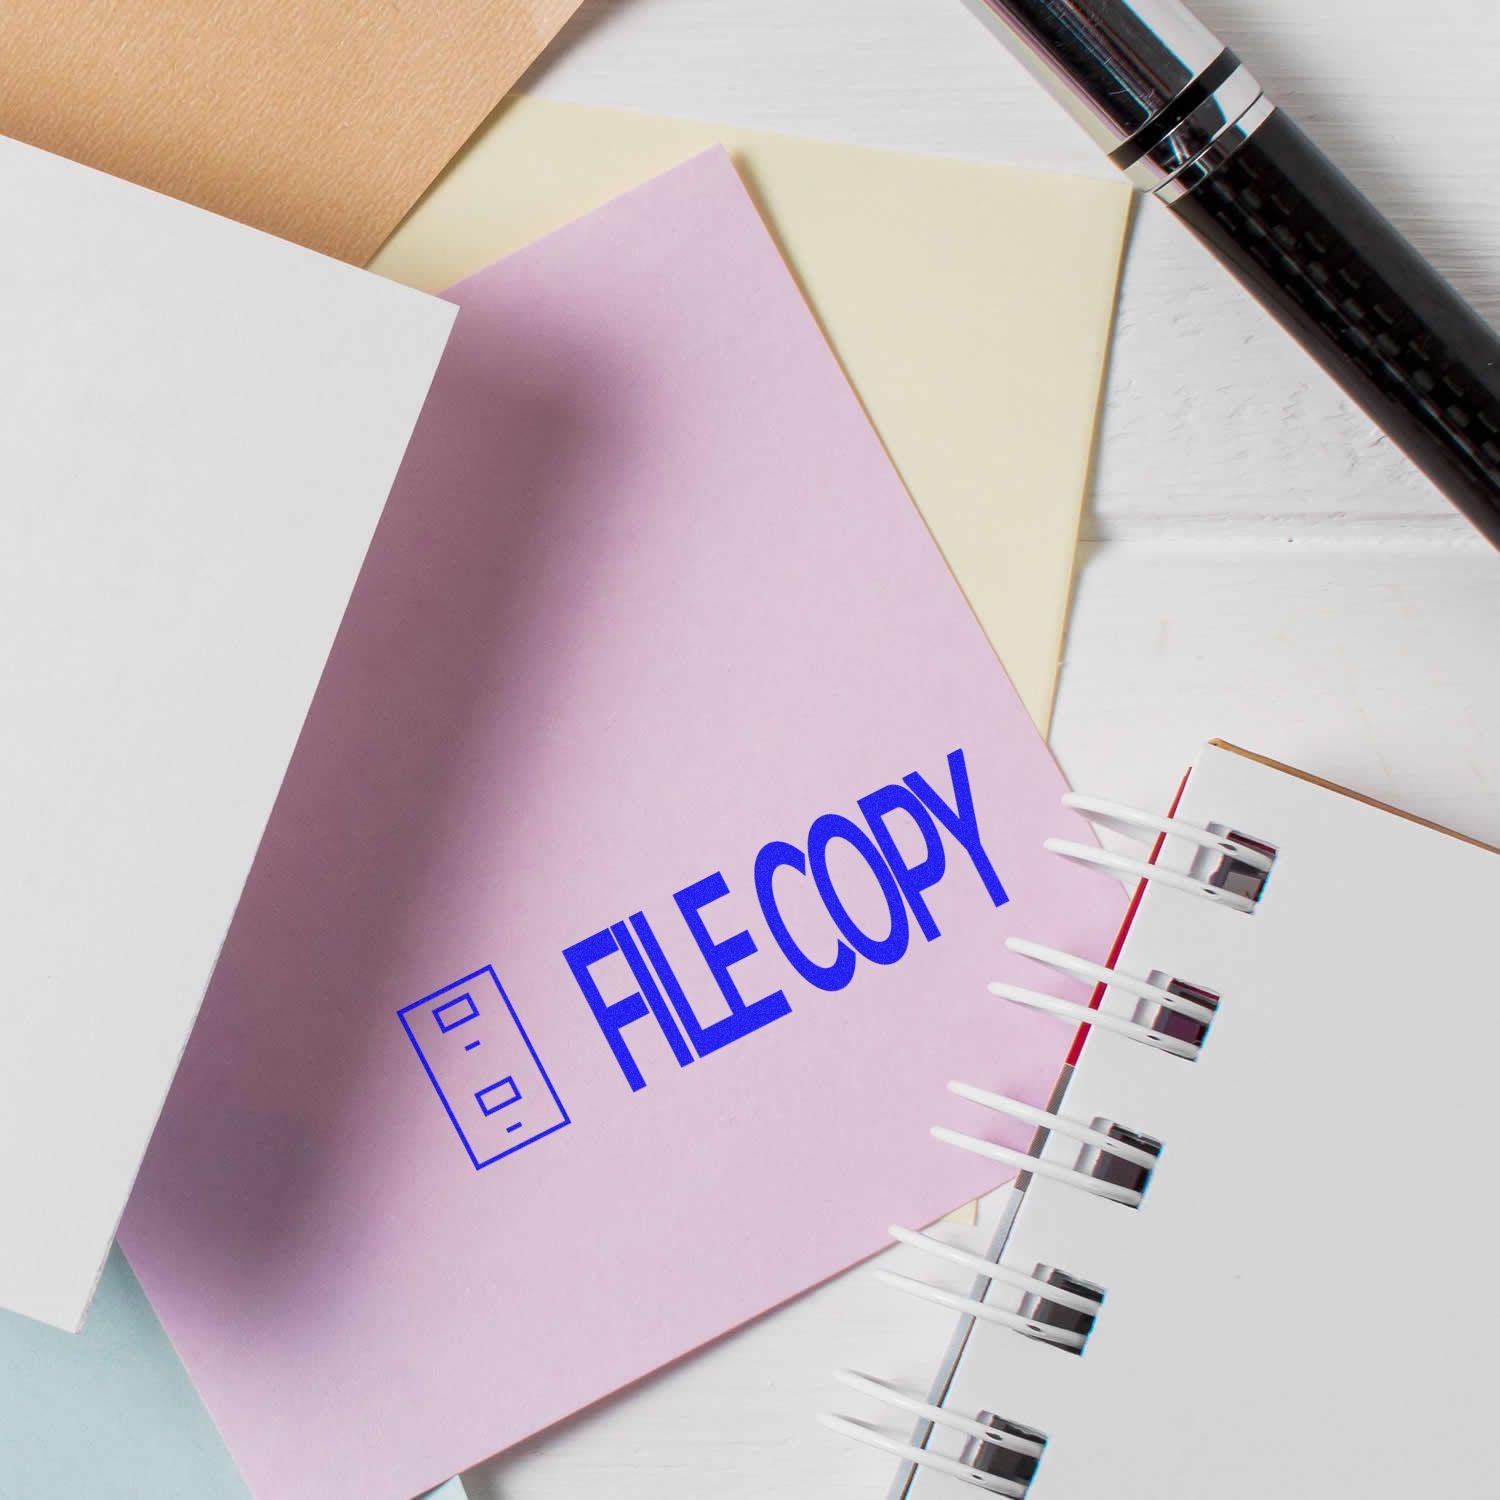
<box><xmin>826</xmin><ymin>739</ymin><xmax>1500</xmax><ymax>1497</ymax></box>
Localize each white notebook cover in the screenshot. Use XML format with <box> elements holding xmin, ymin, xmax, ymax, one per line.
<box><xmin>904</xmin><ymin>741</ymin><xmax>1500</xmax><ymax>1497</ymax></box>
<box><xmin>0</xmin><ymin>135</ymin><xmax>455</xmax><ymax>1331</ymax></box>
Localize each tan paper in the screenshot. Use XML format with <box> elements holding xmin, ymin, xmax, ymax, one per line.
<box><xmin>374</xmin><ymin>97</ymin><xmax>1130</xmax><ymax>730</ymax></box>
<box><xmin>0</xmin><ymin>1</ymin><xmax>581</xmax><ymax>265</ymax></box>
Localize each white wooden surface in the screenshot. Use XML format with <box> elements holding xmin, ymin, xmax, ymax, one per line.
<box><xmin>464</xmin><ymin>3</ymin><xmax>1500</xmax><ymax>1496</ymax></box>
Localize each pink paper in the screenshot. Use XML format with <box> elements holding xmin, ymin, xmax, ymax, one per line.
<box><xmin>121</xmin><ymin>151</ymin><xmax>1125</xmax><ymax>1500</ymax></box>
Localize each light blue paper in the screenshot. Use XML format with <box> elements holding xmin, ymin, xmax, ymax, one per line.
<box><xmin>1</xmin><ymin>1243</ymin><xmax>472</xmax><ymax>1500</ymax></box>
<box><xmin>0</xmin><ymin>1244</ymin><xmax>251</xmax><ymax>1499</ymax></box>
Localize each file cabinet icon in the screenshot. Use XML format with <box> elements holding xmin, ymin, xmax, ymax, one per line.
<box><xmin>398</xmin><ymin>967</ymin><xmax>570</xmax><ymax>1168</ymax></box>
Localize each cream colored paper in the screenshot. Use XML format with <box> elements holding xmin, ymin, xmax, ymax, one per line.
<box><xmin>0</xmin><ymin>0</ymin><xmax>582</xmax><ymax>265</ymax></box>
<box><xmin>373</xmin><ymin>97</ymin><xmax>1130</xmax><ymax>730</ymax></box>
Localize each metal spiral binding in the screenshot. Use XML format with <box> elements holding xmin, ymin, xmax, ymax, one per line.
<box><xmin>820</xmin><ymin>794</ymin><xmax>1276</xmax><ymax>1495</ymax></box>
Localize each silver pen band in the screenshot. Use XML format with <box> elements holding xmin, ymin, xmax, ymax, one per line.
<box><xmin>962</xmin><ymin>0</ymin><xmax>1277</xmax><ymax>198</ymax></box>
<box><xmin>1126</xmin><ymin>62</ymin><xmax>1274</xmax><ymax>200</ymax></box>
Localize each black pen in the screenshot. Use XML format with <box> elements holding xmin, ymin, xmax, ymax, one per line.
<box><xmin>962</xmin><ymin>0</ymin><xmax>1500</xmax><ymax>548</ymax></box>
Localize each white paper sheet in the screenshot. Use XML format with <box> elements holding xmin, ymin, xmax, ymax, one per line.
<box><xmin>0</xmin><ymin>136</ymin><xmax>454</xmax><ymax>1331</ymax></box>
